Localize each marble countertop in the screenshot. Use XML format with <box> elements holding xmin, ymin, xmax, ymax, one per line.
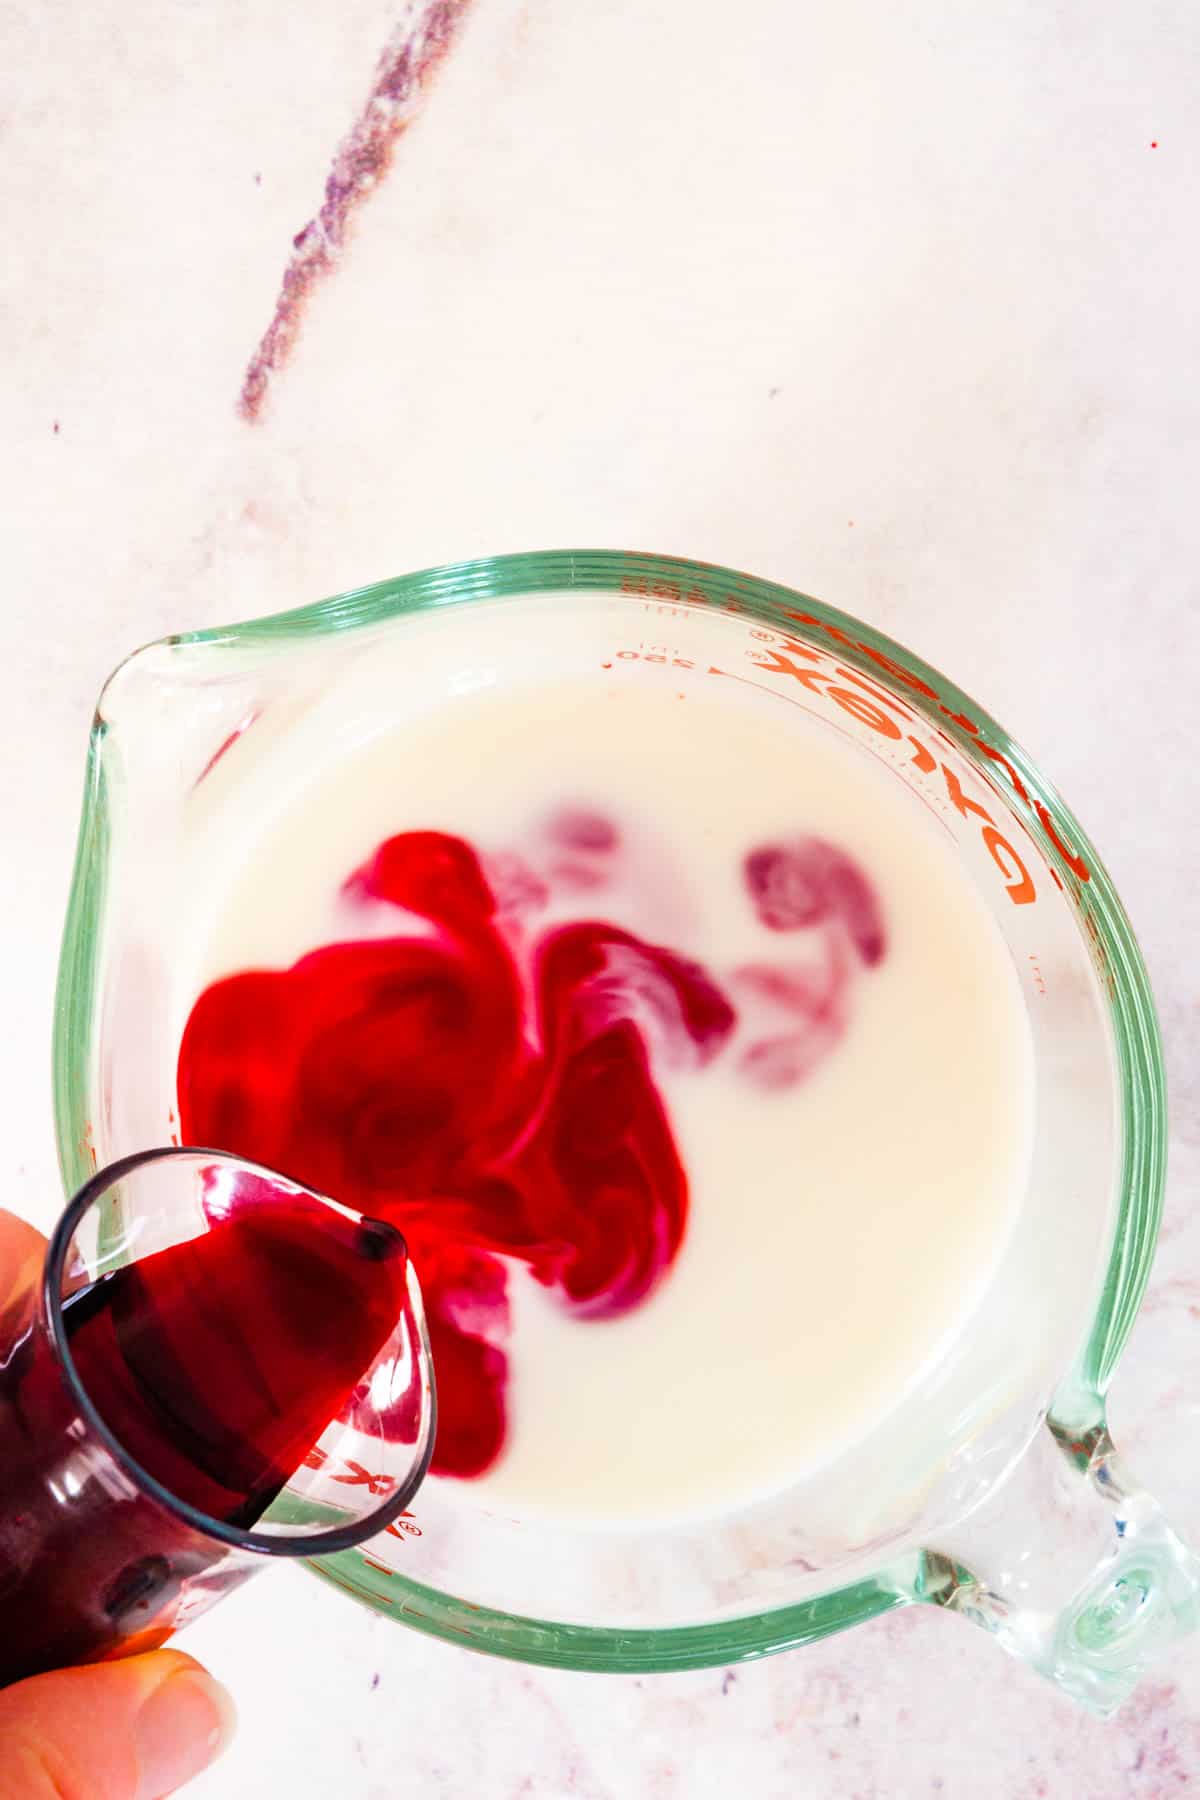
<box><xmin>4</xmin><ymin>0</ymin><xmax>1199</xmax><ymax>1792</ymax></box>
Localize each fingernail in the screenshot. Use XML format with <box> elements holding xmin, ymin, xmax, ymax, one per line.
<box><xmin>135</xmin><ymin>1668</ymin><xmax>236</xmax><ymax>1799</ymax></box>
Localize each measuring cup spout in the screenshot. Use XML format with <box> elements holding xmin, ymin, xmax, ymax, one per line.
<box><xmin>917</xmin><ymin>1411</ymin><xmax>1200</xmax><ymax>1715</ymax></box>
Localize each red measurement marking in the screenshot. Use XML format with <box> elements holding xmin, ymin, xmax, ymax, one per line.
<box><xmin>833</xmin><ymin>664</ymin><xmax>915</xmax><ymax>720</ymax></box>
<box><xmin>774</xmin><ymin>609</ymin><xmax>1093</xmax><ymax>889</ymax></box>
<box><xmin>620</xmin><ymin>577</ymin><xmax>712</xmax><ymax>606</ymax></box>
<box><xmin>940</xmin><ymin>763</ymin><xmax>993</xmax><ymax>827</ymax></box>
<box><xmin>1033</xmin><ymin>801</ymin><xmax>1091</xmax><ymax>882</ymax></box>
<box><xmin>383</xmin><ymin>1512</ymin><xmax>423</xmax><ymax>1540</ymax></box>
<box><xmin>332</xmin><ymin>1461</ymin><xmax>396</xmax><ymax>1496</ymax></box>
<box><xmin>614</xmin><ymin>646</ymin><xmax>695</xmax><ymax>669</ymax></box>
<box><xmin>323</xmin><ymin>1567</ymin><xmax>373</xmax><ymax>1602</ymax></box>
<box><xmin>744</xmin><ymin>638</ymin><xmax>1039</xmax><ymax>906</ymax></box>
<box><xmin>194</xmin><ymin>711</ymin><xmax>260</xmax><ymax>788</ymax></box>
<box><xmin>938</xmin><ymin>709</ymin><xmax>1030</xmax><ymax>804</ymax></box>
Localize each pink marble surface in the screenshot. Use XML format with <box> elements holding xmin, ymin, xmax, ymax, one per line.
<box><xmin>3</xmin><ymin>0</ymin><xmax>1199</xmax><ymax>1791</ymax></box>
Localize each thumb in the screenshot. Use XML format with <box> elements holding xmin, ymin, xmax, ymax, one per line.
<box><xmin>0</xmin><ymin>1649</ymin><xmax>235</xmax><ymax>1799</ymax></box>
<box><xmin>0</xmin><ymin>1208</ymin><xmax>46</xmax><ymax>1327</ymax></box>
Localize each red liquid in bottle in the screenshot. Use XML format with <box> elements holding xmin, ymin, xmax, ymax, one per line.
<box><xmin>0</xmin><ymin>1185</ymin><xmax>409</xmax><ymax>1685</ymax></box>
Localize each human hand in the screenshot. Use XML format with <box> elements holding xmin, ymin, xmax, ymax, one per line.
<box><xmin>0</xmin><ymin>1209</ymin><xmax>236</xmax><ymax>1798</ymax></box>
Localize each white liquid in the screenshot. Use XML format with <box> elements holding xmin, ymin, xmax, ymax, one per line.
<box><xmin>196</xmin><ymin>677</ymin><xmax>1034</xmax><ymax>1524</ymax></box>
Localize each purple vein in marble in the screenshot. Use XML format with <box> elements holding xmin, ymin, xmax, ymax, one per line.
<box><xmin>239</xmin><ymin>0</ymin><xmax>474</xmax><ymax>422</ymax></box>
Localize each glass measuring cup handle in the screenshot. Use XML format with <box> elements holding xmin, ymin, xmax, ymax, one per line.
<box><xmin>914</xmin><ymin>1409</ymin><xmax>1200</xmax><ymax>1715</ymax></box>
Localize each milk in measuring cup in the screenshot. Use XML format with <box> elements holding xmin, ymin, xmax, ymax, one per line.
<box><xmin>181</xmin><ymin>676</ymin><xmax>1034</xmax><ymax>1523</ymax></box>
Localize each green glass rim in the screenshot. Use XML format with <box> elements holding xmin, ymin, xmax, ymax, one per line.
<box><xmin>52</xmin><ymin>548</ymin><xmax>1166</xmax><ymax>1672</ymax></box>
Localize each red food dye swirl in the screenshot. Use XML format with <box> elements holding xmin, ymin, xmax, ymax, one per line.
<box><xmin>179</xmin><ymin>824</ymin><xmax>885</xmax><ymax>1480</ymax></box>
<box><xmin>178</xmin><ymin>831</ymin><xmax>736</xmax><ymax>1478</ymax></box>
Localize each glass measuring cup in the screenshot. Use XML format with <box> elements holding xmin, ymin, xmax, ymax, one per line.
<box><xmin>0</xmin><ymin>1148</ymin><xmax>436</xmax><ymax>1685</ymax></box>
<box><xmin>52</xmin><ymin>550</ymin><xmax>1186</xmax><ymax>1713</ymax></box>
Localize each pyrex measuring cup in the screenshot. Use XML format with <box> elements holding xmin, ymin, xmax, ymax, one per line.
<box><xmin>53</xmin><ymin>550</ymin><xmax>1184</xmax><ymax>1713</ymax></box>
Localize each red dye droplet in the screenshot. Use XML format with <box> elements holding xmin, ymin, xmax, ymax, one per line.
<box><xmin>744</xmin><ymin>839</ymin><xmax>886</xmax><ymax>966</ymax></box>
<box><xmin>545</xmin><ymin>809</ymin><xmax>619</xmax><ymax>853</ymax></box>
